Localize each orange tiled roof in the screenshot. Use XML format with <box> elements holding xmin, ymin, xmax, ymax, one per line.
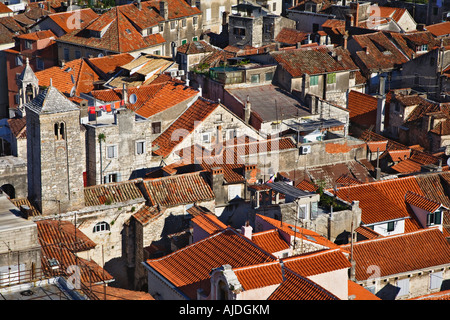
<box><xmin>57</xmin><ymin>7</ymin><xmax>165</xmax><ymax>53</ymax></box>
<box><xmin>84</xmin><ymin>179</ymin><xmax>145</xmax><ymax>207</ymax></box>
<box><xmin>16</xmin><ymin>29</ymin><xmax>55</xmax><ymax>41</ymax></box>
<box><xmin>36</xmin><ymin>219</ymin><xmax>96</xmax><ymax>253</ymax></box>
<box><xmin>426</xmin><ymin>21</ymin><xmax>450</xmax><ymax>37</ymax></box>
<box><xmin>341</xmin><ymin>228</ymin><xmax>450</xmax><ymax>281</ymax></box>
<box><xmin>282</xmin><ymin>249</ymin><xmax>352</xmax><ymax>277</ymax></box>
<box><xmin>367</xmin><ymin>140</ymin><xmax>388</xmax><ymax>153</ymax></box>
<box><xmin>133</xmin><ymin>205</ymin><xmax>164</xmax><ymax>225</ymax></box>
<box><xmin>275</xmin><ymin>28</ymin><xmax>308</xmax><ymax>45</ymax></box>
<box><xmin>152</xmin><ymin>97</ymin><xmax>220</xmax><ymax>158</ymax></box>
<box><xmin>256</xmin><ymin>214</ymin><xmax>339</xmax><ymax>249</ymax></box>
<box><xmin>189</xmin><ymin>205</ymin><xmax>227</xmax><ymax>235</ymax></box>
<box><xmin>405</xmin><ymin>190</ymin><xmax>442</xmax><ymax>212</ymax></box>
<box><xmin>46</xmin><ymin>8</ymin><xmax>99</xmax><ymax>34</ymax></box>
<box><xmin>145</xmin><ymin>228</ymin><xmax>277</xmax><ymax>299</ymax></box>
<box><xmin>251</xmin><ymin>229</ymin><xmax>290</xmax><ymax>254</ymax></box>
<box><xmin>347</xmin><ymin>280</ymin><xmax>381</xmax><ymax>300</ymax></box>
<box><xmin>36</xmin><ymin>58</ymin><xmax>101</xmax><ymax>97</ymax></box>
<box><xmin>89</xmin><ymin>284</ymin><xmax>154</xmax><ymax>300</ymax></box>
<box><xmin>143</xmin><ymin>171</ymin><xmax>215</xmax><ymax>207</ymax></box>
<box><xmin>233</xmin><ymin>261</ymin><xmax>284</xmax><ymax>291</ymax></box>
<box><xmin>267</xmin><ymin>267</ymin><xmax>339</xmax><ymax>300</ymax></box>
<box><xmin>0</xmin><ymin>2</ymin><xmax>12</xmax><ymax>14</ymax></box>
<box><xmin>331</xmin><ymin>175</ymin><xmax>425</xmax><ymax>225</ymax></box>
<box><xmin>411</xmin><ymin>289</ymin><xmax>450</xmax><ymax>300</ymax></box>
<box><xmin>347</xmin><ymin>90</ymin><xmax>378</xmax><ymax>126</ymax></box>
<box><xmin>296</xmin><ymin>179</ymin><xmax>319</xmax><ymax>192</ymax></box>
<box><xmin>7</xmin><ymin>117</ymin><xmax>27</xmax><ymax>139</ymax></box>
<box><xmin>87</xmin><ymin>53</ymin><xmax>134</xmax><ymax>78</ymax></box>
<box><xmin>355</xmin><ymin>225</ymin><xmax>382</xmax><ymax>240</ymax></box>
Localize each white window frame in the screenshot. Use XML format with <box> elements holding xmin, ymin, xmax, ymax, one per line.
<box><xmin>202</xmin><ymin>132</ymin><xmax>211</xmax><ymax>144</ymax></box>
<box><xmin>136</xmin><ymin>140</ymin><xmax>145</xmax><ymax>155</ymax></box>
<box><xmin>206</xmin><ymin>8</ymin><xmax>211</xmax><ymax>21</ymax></box>
<box><xmin>106</xmin><ymin>144</ymin><xmax>118</xmax><ymax>159</ymax></box>
<box><xmin>430</xmin><ymin>271</ymin><xmax>443</xmax><ymax>290</ymax></box>
<box><xmin>396</xmin><ymin>278</ymin><xmax>410</xmax><ymax>297</ymax></box>
<box><xmin>93</xmin><ymin>221</ymin><xmax>110</xmax><ymax>233</ymax></box>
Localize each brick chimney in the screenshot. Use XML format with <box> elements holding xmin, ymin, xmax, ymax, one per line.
<box><xmin>210</xmin><ymin>167</ymin><xmax>226</xmax><ymax>205</ymax></box>
<box><xmin>350</xmin><ymin>2</ymin><xmax>360</xmax><ymax>27</ymax></box>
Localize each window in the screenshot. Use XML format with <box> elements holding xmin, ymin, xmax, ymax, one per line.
<box><xmin>63</xmin><ymin>48</ymin><xmax>69</xmax><ymax>61</ymax></box>
<box><xmin>427</xmin><ymin>211</ymin><xmax>442</xmax><ymax>226</ymax></box>
<box><xmin>93</xmin><ymin>221</ymin><xmax>110</xmax><ymax>233</ymax></box>
<box><xmin>24</xmin><ymin>40</ymin><xmax>32</xmax><ymax>50</ymax></box>
<box><xmin>159</xmin><ymin>24</ymin><xmax>164</xmax><ymax>32</ymax></box>
<box><xmin>104</xmin><ymin>173</ymin><xmax>119</xmax><ymax>183</ymax></box>
<box><xmin>215</xmin><ymin>113</ymin><xmax>222</xmax><ymax>122</ymax></box>
<box><xmin>298</xmin><ymin>204</ymin><xmax>308</xmax><ymax>219</ymax></box>
<box><xmin>396</xmin><ymin>278</ymin><xmax>409</xmax><ymax>297</ymax></box>
<box><xmin>36</xmin><ymin>58</ymin><xmax>44</xmax><ymax>70</ymax></box>
<box><xmin>251</xmin><ymin>74</ymin><xmax>260</xmax><ymax>83</ymax></box>
<box><xmin>170</xmin><ymin>21</ymin><xmax>176</xmax><ymax>30</ymax></box>
<box><xmin>327</xmin><ymin>73</ymin><xmax>336</xmax><ymax>84</ymax></box>
<box><xmin>152</xmin><ymin>121</ymin><xmax>161</xmax><ymax>134</ymax></box>
<box><xmin>182</xmin><ymin>19</ymin><xmax>186</xmax><ymax>28</ymax></box>
<box><xmin>54</xmin><ymin>122</ymin><xmax>65</xmax><ymax>140</ymax></box>
<box><xmin>107</xmin><ymin>145</ymin><xmax>118</xmax><ymax>159</ymax></box>
<box><xmin>430</xmin><ymin>271</ymin><xmax>443</xmax><ymax>290</ymax></box>
<box><xmin>16</xmin><ymin>56</ymin><xmax>23</xmax><ymax>67</ymax></box>
<box><xmin>75</xmin><ymin>50</ymin><xmax>81</xmax><ymax>59</ymax></box>
<box><xmin>153</xmin><ymin>50</ymin><xmax>161</xmax><ymax>55</ymax></box>
<box><xmin>228</xmin><ymin>184</ymin><xmax>242</xmax><ymax>201</ymax></box>
<box><xmin>181</xmin><ymin>39</ymin><xmax>187</xmax><ymax>45</ymax></box>
<box><xmin>227</xmin><ymin>129</ymin><xmax>237</xmax><ymax>140</ymax></box>
<box><xmin>233</xmin><ymin>27</ymin><xmax>245</xmax><ymax>36</ymax></box>
<box><xmin>206</xmin><ymin>8</ymin><xmax>211</xmax><ymax>21</ymax></box>
<box><xmin>272</xmin><ymin>2</ymin><xmax>276</xmax><ymax>11</ymax></box>
<box><xmin>265</xmin><ymin>72</ymin><xmax>273</xmax><ymax>82</ymax></box>
<box><xmin>136</xmin><ymin>141</ymin><xmax>145</xmax><ymax>155</ymax></box>
<box><xmin>387</xmin><ymin>221</ymin><xmax>395</xmax><ymax>232</ymax></box>
<box><xmin>193</xmin><ymin>36</ymin><xmax>198</xmax><ymax>42</ymax></box>
<box><xmin>310</xmin><ymin>75</ymin><xmax>319</xmax><ymax>86</ymax></box>
<box><xmin>202</xmin><ymin>132</ymin><xmax>211</xmax><ymax>143</ymax></box>
<box><xmin>193</xmin><ymin>16</ymin><xmax>198</xmax><ymax>25</ymax></box>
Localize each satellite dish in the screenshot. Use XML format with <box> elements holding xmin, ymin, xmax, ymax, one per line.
<box><xmin>129</xmin><ymin>93</ymin><xmax>137</xmax><ymax>104</ymax></box>
<box><xmin>69</xmin><ymin>86</ymin><xmax>76</xmax><ymax>97</ymax></box>
<box><xmin>98</xmin><ymin>53</ymin><xmax>104</xmax><ymax>58</ymax></box>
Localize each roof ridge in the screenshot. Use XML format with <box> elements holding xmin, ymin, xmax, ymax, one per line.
<box><xmin>281</xmin><ymin>248</ymin><xmax>340</xmax><ymax>262</ymax></box>
<box><xmin>347</xmin><ymin>227</ymin><xmax>440</xmax><ymax>246</ymax></box>
<box><xmin>232</xmin><ymin>260</ymin><xmax>281</xmax><ymax>272</ymax></box>
<box><xmin>330</xmin><ymin>175</ymin><xmax>416</xmax><ymax>191</ymax></box>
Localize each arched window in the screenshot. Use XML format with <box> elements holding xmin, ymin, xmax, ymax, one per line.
<box><xmin>217</xmin><ymin>280</ymin><xmax>228</xmax><ymax>300</ymax></box>
<box><xmin>93</xmin><ymin>221</ymin><xmax>110</xmax><ymax>233</ymax></box>
<box><xmin>54</xmin><ymin>123</ymin><xmax>59</xmax><ymax>140</ymax></box>
<box><xmin>59</xmin><ymin>122</ymin><xmax>65</xmax><ymax>140</ymax></box>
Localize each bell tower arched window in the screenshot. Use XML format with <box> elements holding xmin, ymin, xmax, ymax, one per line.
<box><xmin>54</xmin><ymin>122</ymin><xmax>66</xmax><ymax>140</ymax></box>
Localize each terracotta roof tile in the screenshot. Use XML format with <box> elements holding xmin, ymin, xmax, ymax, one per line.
<box><xmin>405</xmin><ymin>190</ymin><xmax>442</xmax><ymax>212</ymax></box>
<box><xmin>271</xmin><ymin>46</ymin><xmax>356</xmax><ymax>78</ymax></box>
<box><xmin>133</xmin><ymin>205</ymin><xmax>163</xmax><ymax>225</ymax></box>
<box><xmin>347</xmin><ymin>280</ymin><xmax>381</xmax><ymax>300</ymax></box>
<box><xmin>331</xmin><ymin>176</ymin><xmax>425</xmax><ymax>225</ymax></box>
<box><xmin>251</xmin><ymin>229</ymin><xmax>290</xmax><ymax>254</ymax></box>
<box><xmin>84</xmin><ymin>179</ymin><xmax>145</xmax><ymax>207</ymax></box>
<box><xmin>426</xmin><ymin>21</ymin><xmax>450</xmax><ymax>37</ymax></box>
<box><xmin>347</xmin><ymin>90</ymin><xmax>379</xmax><ymax>126</ymax></box>
<box><xmin>256</xmin><ymin>214</ymin><xmax>339</xmax><ymax>249</ymax></box>
<box><xmin>177</xmin><ymin>40</ymin><xmax>216</xmax><ymax>54</ymax></box>
<box><xmin>16</xmin><ymin>30</ymin><xmax>55</xmax><ymax>41</ymax></box>
<box><xmin>145</xmin><ymin>228</ymin><xmax>277</xmax><ymax>299</ymax></box>
<box><xmin>57</xmin><ymin>7</ymin><xmax>165</xmax><ymax>53</ymax></box>
<box><xmin>233</xmin><ymin>261</ymin><xmax>284</xmax><ymax>291</ymax></box>
<box><xmin>268</xmin><ymin>267</ymin><xmax>339</xmax><ymax>300</ymax></box>
<box><xmin>341</xmin><ymin>228</ymin><xmax>450</xmax><ymax>281</ymax></box>
<box><xmin>189</xmin><ymin>205</ymin><xmax>227</xmax><ymax>235</ymax></box>
<box><xmin>46</xmin><ymin>8</ymin><xmax>99</xmax><ymax>34</ymax></box>
<box><xmin>275</xmin><ymin>28</ymin><xmax>308</xmax><ymax>45</ymax></box>
<box><xmin>143</xmin><ymin>171</ymin><xmax>215</xmax><ymax>207</ymax></box>
<box><xmin>86</xmin><ymin>53</ymin><xmax>134</xmax><ymax>78</ymax></box>
<box><xmin>7</xmin><ymin>117</ymin><xmax>27</xmax><ymax>139</ymax></box>
<box><xmin>152</xmin><ymin>97</ymin><xmax>219</xmax><ymax>158</ymax></box>
<box><xmin>412</xmin><ymin>289</ymin><xmax>450</xmax><ymax>300</ymax></box>
<box><xmin>0</xmin><ymin>2</ymin><xmax>12</xmax><ymax>14</ymax></box>
<box><xmin>282</xmin><ymin>249</ymin><xmax>352</xmax><ymax>277</ymax></box>
<box><xmin>89</xmin><ymin>284</ymin><xmax>154</xmax><ymax>300</ymax></box>
<box><xmin>36</xmin><ymin>58</ymin><xmax>101</xmax><ymax>97</ymax></box>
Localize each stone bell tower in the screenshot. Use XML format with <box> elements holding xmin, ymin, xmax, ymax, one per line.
<box><xmin>16</xmin><ymin>58</ymin><xmax>39</xmax><ymax>117</ymax></box>
<box><xmin>24</xmin><ymin>82</ymin><xmax>85</xmax><ymax>215</ymax></box>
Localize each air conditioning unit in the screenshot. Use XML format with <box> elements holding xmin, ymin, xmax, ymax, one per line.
<box><xmin>178</xmin><ymin>70</ymin><xmax>185</xmax><ymax>76</ymax></box>
<box><xmin>300</xmin><ymin>145</ymin><xmax>311</xmax><ymax>155</ymax></box>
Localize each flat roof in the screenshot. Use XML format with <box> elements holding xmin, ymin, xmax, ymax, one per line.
<box><xmin>286</xmin><ymin>118</ymin><xmax>345</xmax><ymax>132</ymax></box>
<box><xmin>227</xmin><ymin>84</ymin><xmax>311</xmax><ymax>122</ymax></box>
<box><xmin>266</xmin><ymin>181</ymin><xmax>316</xmax><ymax>198</ymax></box>
<box><xmin>0</xmin><ymin>194</ymin><xmax>35</xmax><ymax>233</ymax></box>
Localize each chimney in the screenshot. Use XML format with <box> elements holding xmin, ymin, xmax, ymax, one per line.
<box><xmin>222</xmin><ymin>10</ymin><xmax>229</xmax><ymax>26</ymax></box>
<box><xmin>19</xmin><ymin>205</ymin><xmax>31</xmax><ymax>220</ymax></box>
<box><xmin>376</xmin><ymin>95</ymin><xmax>386</xmax><ymax>134</ymax></box>
<box><xmin>241</xmin><ymin>221</ymin><xmax>253</xmax><ymax>240</ymax></box>
<box><xmin>210</xmin><ymin>167</ymin><xmax>226</xmax><ymax>205</ymax></box>
<box><xmin>350</xmin><ymin>2</ymin><xmax>360</xmax><ymax>27</ymax></box>
<box><xmin>122</xmin><ymin>82</ymin><xmax>128</xmax><ymax>105</ymax></box>
<box><xmin>136</xmin><ymin>0</ymin><xmax>142</xmax><ymax>10</ymax></box>
<box><xmin>160</xmin><ymin>0</ymin><xmax>169</xmax><ymax>20</ymax></box>
<box><xmin>244</xmin><ymin>96</ymin><xmax>251</xmax><ymax>123</ymax></box>
<box><xmin>378</xmin><ymin>74</ymin><xmax>386</xmax><ymax>96</ymax></box>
